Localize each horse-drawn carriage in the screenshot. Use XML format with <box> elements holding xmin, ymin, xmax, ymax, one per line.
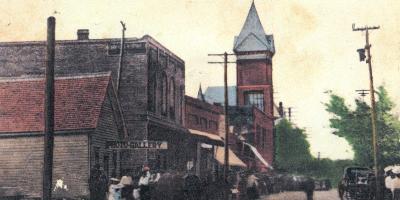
<box><xmin>338</xmin><ymin>167</ymin><xmax>375</xmax><ymax>200</ymax></box>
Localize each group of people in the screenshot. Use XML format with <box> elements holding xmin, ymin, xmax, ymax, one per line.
<box><xmin>89</xmin><ymin>164</ymin><xmax>160</xmax><ymax>200</ymax></box>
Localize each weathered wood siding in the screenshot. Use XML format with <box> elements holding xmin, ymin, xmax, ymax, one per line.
<box><xmin>90</xmin><ymin>86</ymin><xmax>122</xmax><ymax>177</ymax></box>
<box><xmin>0</xmin><ymin>133</ymin><xmax>90</xmax><ymax>198</ymax></box>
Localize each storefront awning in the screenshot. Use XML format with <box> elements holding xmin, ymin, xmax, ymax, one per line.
<box><xmin>244</xmin><ymin>142</ymin><xmax>273</xmax><ymax>169</ymax></box>
<box><xmin>189</xmin><ymin>129</ymin><xmax>224</xmax><ymax>146</ymax></box>
<box><xmin>214</xmin><ymin>147</ymin><xmax>247</xmax><ymax>168</ymax></box>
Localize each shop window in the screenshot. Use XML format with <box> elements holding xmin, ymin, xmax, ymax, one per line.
<box><xmin>244</xmin><ymin>91</ymin><xmax>264</xmax><ymax>111</ymax></box>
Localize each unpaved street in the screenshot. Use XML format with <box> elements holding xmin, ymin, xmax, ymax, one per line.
<box><xmin>262</xmin><ymin>190</ymin><xmax>340</xmax><ymax>200</ymax></box>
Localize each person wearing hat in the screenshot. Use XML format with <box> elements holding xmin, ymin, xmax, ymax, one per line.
<box><xmin>120</xmin><ymin>176</ymin><xmax>134</xmax><ymax>200</ymax></box>
<box><xmin>138</xmin><ymin>166</ymin><xmax>151</xmax><ymax>200</ymax></box>
<box><xmin>89</xmin><ymin>164</ymin><xmax>108</xmax><ymax>200</ymax></box>
<box><xmin>108</xmin><ymin>178</ymin><xmax>123</xmax><ymax>200</ymax></box>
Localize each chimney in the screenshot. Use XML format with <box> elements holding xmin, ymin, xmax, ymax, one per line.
<box><xmin>77</xmin><ymin>29</ymin><xmax>89</xmax><ymax>40</ymax></box>
<box><xmin>278</xmin><ymin>102</ymin><xmax>284</xmax><ymax>117</ymax></box>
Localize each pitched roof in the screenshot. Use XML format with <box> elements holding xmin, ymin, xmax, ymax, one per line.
<box><xmin>197</xmin><ymin>84</ymin><xmax>205</xmax><ymax>102</ymax></box>
<box><xmin>233</xmin><ymin>2</ymin><xmax>275</xmax><ymax>53</ymax></box>
<box><xmin>203</xmin><ymin>86</ymin><xmax>237</xmax><ymax>106</ymax></box>
<box><xmin>0</xmin><ymin>73</ymin><xmax>111</xmax><ymax>133</ymax></box>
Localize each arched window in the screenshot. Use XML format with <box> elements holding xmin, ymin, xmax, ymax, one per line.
<box><xmin>161</xmin><ymin>73</ymin><xmax>168</xmax><ymax>116</ymax></box>
<box><xmin>169</xmin><ymin>78</ymin><xmax>175</xmax><ymax>119</ymax></box>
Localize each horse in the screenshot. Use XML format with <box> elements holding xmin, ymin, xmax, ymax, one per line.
<box><xmin>385</xmin><ymin>165</ymin><xmax>400</xmax><ymax>200</ymax></box>
<box><xmin>270</xmin><ymin>174</ymin><xmax>314</xmax><ymax>200</ymax></box>
<box><xmin>150</xmin><ymin>171</ymin><xmax>204</xmax><ymax>200</ymax></box>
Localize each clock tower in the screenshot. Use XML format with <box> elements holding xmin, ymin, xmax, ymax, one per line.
<box><xmin>233</xmin><ymin>1</ymin><xmax>275</xmax><ymax>117</ymax></box>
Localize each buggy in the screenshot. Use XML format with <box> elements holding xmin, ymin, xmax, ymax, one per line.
<box><xmin>338</xmin><ymin>167</ymin><xmax>375</xmax><ymax>200</ymax></box>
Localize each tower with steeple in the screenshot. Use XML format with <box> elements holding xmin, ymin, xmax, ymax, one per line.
<box><xmin>234</xmin><ymin>1</ymin><xmax>275</xmax><ymax>116</ymax></box>
<box><xmin>230</xmin><ymin>1</ymin><xmax>276</xmax><ymax>170</ymax></box>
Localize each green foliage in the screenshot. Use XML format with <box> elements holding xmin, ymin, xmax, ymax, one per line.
<box><xmin>274</xmin><ymin>119</ymin><xmax>313</xmax><ymax>173</ymax></box>
<box><xmin>274</xmin><ymin>118</ymin><xmax>353</xmax><ymax>187</ymax></box>
<box><xmin>325</xmin><ymin>86</ymin><xmax>400</xmax><ymax>167</ymax></box>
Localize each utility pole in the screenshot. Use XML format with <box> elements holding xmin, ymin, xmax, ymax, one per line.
<box><xmin>356</xmin><ymin>89</ymin><xmax>369</xmax><ymax>101</ymax></box>
<box><xmin>352</xmin><ymin>23</ymin><xmax>382</xmax><ymax>200</ymax></box>
<box><xmin>117</xmin><ymin>21</ymin><xmax>126</xmax><ymax>92</ymax></box>
<box><xmin>43</xmin><ymin>16</ymin><xmax>56</xmax><ymax>200</ymax></box>
<box><xmin>208</xmin><ymin>52</ymin><xmax>235</xmax><ymax>200</ymax></box>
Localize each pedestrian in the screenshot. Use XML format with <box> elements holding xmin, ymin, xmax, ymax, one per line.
<box><xmin>89</xmin><ymin>164</ymin><xmax>108</xmax><ymax>200</ymax></box>
<box><xmin>138</xmin><ymin>166</ymin><xmax>151</xmax><ymax>200</ymax></box>
<box><xmin>120</xmin><ymin>176</ymin><xmax>134</xmax><ymax>200</ymax></box>
<box><xmin>108</xmin><ymin>178</ymin><xmax>124</xmax><ymax>200</ymax></box>
<box><xmin>246</xmin><ymin>174</ymin><xmax>260</xmax><ymax>200</ymax></box>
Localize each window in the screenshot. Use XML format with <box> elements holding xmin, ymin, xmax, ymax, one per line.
<box><xmin>169</xmin><ymin>78</ymin><xmax>176</xmax><ymax>119</ymax></box>
<box><xmin>256</xmin><ymin>125</ymin><xmax>261</xmax><ymax>145</ymax></box>
<box><xmin>112</xmin><ymin>152</ymin><xmax>117</xmax><ymax>177</ymax></box>
<box><xmin>262</xmin><ymin>128</ymin><xmax>267</xmax><ymax>149</ymax></box>
<box><xmin>103</xmin><ymin>154</ymin><xmax>109</xmax><ymax>176</ymax></box>
<box><xmin>148</xmin><ymin>58</ymin><xmax>157</xmax><ymax>112</ymax></box>
<box><xmin>189</xmin><ymin>114</ymin><xmax>199</xmax><ymax>125</ymax></box>
<box><xmin>161</xmin><ymin>73</ymin><xmax>168</xmax><ymax>116</ymax></box>
<box><xmin>209</xmin><ymin>120</ymin><xmax>218</xmax><ymax>131</ymax></box>
<box><xmin>94</xmin><ymin>147</ymin><xmax>100</xmax><ymax>166</ymax></box>
<box><xmin>200</xmin><ymin>118</ymin><xmax>208</xmax><ymax>129</ymax></box>
<box><xmin>244</xmin><ymin>91</ymin><xmax>264</xmax><ymax>111</ymax></box>
<box><xmin>180</xmin><ymin>87</ymin><xmax>184</xmax><ymax>124</ymax></box>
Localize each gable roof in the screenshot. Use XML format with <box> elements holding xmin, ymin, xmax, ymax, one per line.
<box><xmin>233</xmin><ymin>2</ymin><xmax>275</xmax><ymax>53</ymax></box>
<box><xmin>0</xmin><ymin>73</ymin><xmax>111</xmax><ymax>133</ymax></box>
<box><xmin>203</xmin><ymin>86</ymin><xmax>237</xmax><ymax>106</ymax></box>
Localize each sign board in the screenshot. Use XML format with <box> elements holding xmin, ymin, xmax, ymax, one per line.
<box><xmin>106</xmin><ymin>140</ymin><xmax>168</xmax><ymax>150</ymax></box>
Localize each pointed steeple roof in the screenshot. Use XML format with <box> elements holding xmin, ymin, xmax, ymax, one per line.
<box><xmin>233</xmin><ymin>1</ymin><xmax>274</xmax><ymax>53</ymax></box>
<box><xmin>197</xmin><ymin>84</ymin><xmax>205</xmax><ymax>102</ymax></box>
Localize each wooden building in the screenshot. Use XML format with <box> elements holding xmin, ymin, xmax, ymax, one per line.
<box><xmin>0</xmin><ymin>32</ymin><xmax>188</xmax><ymax>173</ymax></box>
<box><xmin>0</xmin><ymin>73</ymin><xmax>125</xmax><ymax>198</ymax></box>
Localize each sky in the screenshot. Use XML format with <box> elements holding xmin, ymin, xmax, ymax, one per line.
<box><xmin>1</xmin><ymin>0</ymin><xmax>400</xmax><ymax>160</ymax></box>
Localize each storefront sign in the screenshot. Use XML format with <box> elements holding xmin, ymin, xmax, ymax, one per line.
<box><xmin>106</xmin><ymin>140</ymin><xmax>168</xmax><ymax>150</ymax></box>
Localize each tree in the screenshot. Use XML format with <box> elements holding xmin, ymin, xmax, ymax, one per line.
<box><xmin>325</xmin><ymin>86</ymin><xmax>400</xmax><ymax>167</ymax></box>
<box><xmin>275</xmin><ymin>119</ymin><xmax>313</xmax><ymax>173</ymax></box>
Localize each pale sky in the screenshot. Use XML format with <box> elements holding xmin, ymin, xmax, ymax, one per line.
<box><xmin>1</xmin><ymin>0</ymin><xmax>400</xmax><ymax>160</ymax></box>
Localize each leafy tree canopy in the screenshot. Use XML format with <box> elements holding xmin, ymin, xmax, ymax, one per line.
<box><xmin>325</xmin><ymin>86</ymin><xmax>400</xmax><ymax>166</ymax></box>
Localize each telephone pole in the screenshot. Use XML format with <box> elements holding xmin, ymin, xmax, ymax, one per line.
<box><xmin>117</xmin><ymin>21</ymin><xmax>126</xmax><ymax>92</ymax></box>
<box><xmin>352</xmin><ymin>23</ymin><xmax>382</xmax><ymax>200</ymax></box>
<box><xmin>43</xmin><ymin>16</ymin><xmax>56</xmax><ymax>200</ymax></box>
<box><xmin>208</xmin><ymin>52</ymin><xmax>235</xmax><ymax>200</ymax></box>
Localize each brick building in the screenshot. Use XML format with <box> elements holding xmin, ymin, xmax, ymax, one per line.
<box><xmin>233</xmin><ymin>1</ymin><xmax>276</xmax><ymax>170</ymax></box>
<box><xmin>0</xmin><ymin>31</ymin><xmax>188</xmax><ymax>173</ymax></box>
<box><xmin>185</xmin><ymin>88</ymin><xmax>245</xmax><ymax>177</ymax></box>
<box><xmin>204</xmin><ymin>2</ymin><xmax>278</xmax><ymax>171</ymax></box>
<box><xmin>0</xmin><ymin>73</ymin><xmax>124</xmax><ymax>198</ymax></box>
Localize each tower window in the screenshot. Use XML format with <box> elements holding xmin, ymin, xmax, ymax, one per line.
<box><xmin>244</xmin><ymin>91</ymin><xmax>264</xmax><ymax>111</ymax></box>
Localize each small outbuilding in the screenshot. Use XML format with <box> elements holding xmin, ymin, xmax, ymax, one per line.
<box><xmin>0</xmin><ymin>72</ymin><xmax>125</xmax><ymax>199</ymax></box>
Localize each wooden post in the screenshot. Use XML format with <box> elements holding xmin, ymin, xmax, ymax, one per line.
<box><xmin>352</xmin><ymin>23</ymin><xmax>382</xmax><ymax>200</ymax></box>
<box><xmin>196</xmin><ymin>142</ymin><xmax>201</xmax><ymax>176</ymax></box>
<box><xmin>43</xmin><ymin>16</ymin><xmax>56</xmax><ymax>200</ymax></box>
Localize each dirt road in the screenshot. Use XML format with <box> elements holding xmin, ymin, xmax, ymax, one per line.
<box><xmin>262</xmin><ymin>190</ymin><xmax>340</xmax><ymax>200</ymax></box>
